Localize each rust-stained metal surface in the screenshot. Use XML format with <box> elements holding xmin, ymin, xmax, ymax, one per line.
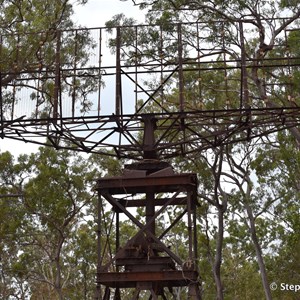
<box><xmin>95</xmin><ymin>172</ymin><xmax>198</xmax><ymax>194</ymax></box>
<box><xmin>97</xmin><ymin>270</ymin><xmax>199</xmax><ymax>288</ymax></box>
<box><xmin>1</xmin><ymin>20</ymin><xmax>300</xmax><ymax>159</ymax></box>
<box><xmin>95</xmin><ymin>161</ymin><xmax>202</xmax><ymax>298</ymax></box>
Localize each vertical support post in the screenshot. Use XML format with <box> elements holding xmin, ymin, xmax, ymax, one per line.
<box><xmin>177</xmin><ymin>23</ymin><xmax>184</xmax><ymax>113</ymax></box>
<box><xmin>54</xmin><ymin>30</ymin><xmax>61</xmax><ymax>122</ymax></box>
<box><xmin>239</xmin><ymin>21</ymin><xmax>250</xmax><ymax>109</ymax></box>
<box><xmin>95</xmin><ymin>192</ymin><xmax>102</xmax><ymax>300</ymax></box>
<box><xmin>115</xmin><ymin>208</ymin><xmax>120</xmax><ymax>298</ymax></box>
<box><xmin>11</xmin><ymin>35</ymin><xmax>20</xmax><ymax>121</ymax></box>
<box><xmin>177</xmin><ymin>23</ymin><xmax>186</xmax><ymax>155</ymax></box>
<box><xmin>115</xmin><ymin>27</ymin><xmax>122</xmax><ymax>116</ymax></box>
<box><xmin>221</xmin><ymin>22</ymin><xmax>230</xmax><ymax>109</ymax></box>
<box><xmin>159</xmin><ymin>25</ymin><xmax>164</xmax><ymax>112</ymax></box>
<box><xmin>72</xmin><ymin>30</ymin><xmax>78</xmax><ymax>119</ymax></box>
<box><xmin>187</xmin><ymin>192</ymin><xmax>194</xmax><ymax>263</ymax></box>
<box><xmin>284</xmin><ymin>29</ymin><xmax>293</xmax><ymax>102</ymax></box>
<box><xmin>116</xmin><ymin>209</ymin><xmax>120</xmax><ymax>268</ymax></box>
<box><xmin>193</xmin><ymin>200</ymin><xmax>198</xmax><ymax>263</ymax></box>
<box><xmin>146</xmin><ymin>190</ymin><xmax>156</xmax><ymax>238</ymax></box>
<box><xmin>116</xmin><ymin>210</ymin><xmax>120</xmax><ymax>253</ymax></box>
<box><xmin>98</xmin><ymin>28</ymin><xmax>103</xmax><ymax>117</ymax></box>
<box><xmin>142</xmin><ymin>115</ymin><xmax>157</xmax><ymax>159</ymax></box>
<box><xmin>12</xmin><ymin>82</ymin><xmax>16</xmax><ymax>121</ymax></box>
<box><xmin>134</xmin><ymin>26</ymin><xmax>138</xmax><ymax>113</ymax></box>
<box><xmin>196</xmin><ymin>23</ymin><xmax>203</xmax><ymax>109</ymax></box>
<box><xmin>0</xmin><ymin>34</ymin><xmax>3</xmax><ymax>131</ymax></box>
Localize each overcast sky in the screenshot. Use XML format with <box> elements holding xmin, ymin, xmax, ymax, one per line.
<box><xmin>0</xmin><ymin>0</ymin><xmax>145</xmax><ymax>155</ymax></box>
<box><xmin>72</xmin><ymin>0</ymin><xmax>144</xmax><ymax>27</ymax></box>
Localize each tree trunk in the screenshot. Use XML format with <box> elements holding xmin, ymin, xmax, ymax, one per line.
<box><xmin>213</xmin><ymin>208</ymin><xmax>224</xmax><ymax>300</ymax></box>
<box><xmin>54</xmin><ymin>237</ymin><xmax>65</xmax><ymax>300</ymax></box>
<box><xmin>226</xmin><ymin>148</ymin><xmax>273</xmax><ymax>300</ymax></box>
<box><xmin>245</xmin><ymin>202</ymin><xmax>272</xmax><ymax>300</ymax></box>
<box><xmin>54</xmin><ymin>259</ymin><xmax>63</xmax><ymax>300</ymax></box>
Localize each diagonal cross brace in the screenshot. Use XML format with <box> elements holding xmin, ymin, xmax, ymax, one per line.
<box><xmin>101</xmin><ymin>189</ymin><xmax>184</xmax><ymax>266</ymax></box>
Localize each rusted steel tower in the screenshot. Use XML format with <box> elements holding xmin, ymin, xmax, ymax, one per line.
<box><xmin>95</xmin><ymin>162</ymin><xmax>201</xmax><ymax>298</ymax></box>
<box><xmin>95</xmin><ymin>115</ymin><xmax>202</xmax><ymax>299</ymax></box>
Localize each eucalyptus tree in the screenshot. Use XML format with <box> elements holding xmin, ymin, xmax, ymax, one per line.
<box><xmin>251</xmin><ymin>132</ymin><xmax>300</xmax><ymax>297</ymax></box>
<box><xmin>22</xmin><ymin>147</ymin><xmax>97</xmax><ymax>299</ymax></box>
<box><xmin>0</xmin><ymin>0</ymin><xmax>75</xmax><ymax>86</ymax></box>
<box><xmin>0</xmin><ymin>146</ymin><xmax>104</xmax><ymax>299</ymax></box>
<box><xmin>0</xmin><ymin>151</ymin><xmax>32</xmax><ymax>299</ymax></box>
<box><xmin>0</xmin><ymin>0</ymin><xmax>97</xmax><ymax>119</ymax></box>
<box><xmin>119</xmin><ymin>0</ymin><xmax>300</xmax><ymax>144</ymax></box>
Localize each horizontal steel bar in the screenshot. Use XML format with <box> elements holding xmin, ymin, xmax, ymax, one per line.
<box><xmin>97</xmin><ymin>270</ymin><xmax>199</xmax><ymax>288</ymax></box>
<box><xmin>95</xmin><ymin>173</ymin><xmax>198</xmax><ymax>194</ymax></box>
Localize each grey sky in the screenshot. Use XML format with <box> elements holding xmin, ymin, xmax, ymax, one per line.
<box><xmin>1</xmin><ymin>0</ymin><xmax>145</xmax><ymax>155</ymax></box>
<box><xmin>72</xmin><ymin>0</ymin><xmax>144</xmax><ymax>27</ymax></box>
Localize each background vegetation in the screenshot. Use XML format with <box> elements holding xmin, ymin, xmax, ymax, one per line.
<box><xmin>1</xmin><ymin>0</ymin><xmax>300</xmax><ymax>299</ymax></box>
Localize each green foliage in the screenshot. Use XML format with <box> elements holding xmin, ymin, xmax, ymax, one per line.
<box><xmin>0</xmin><ymin>146</ymin><xmax>116</xmax><ymax>298</ymax></box>
<box><xmin>0</xmin><ymin>0</ymin><xmax>98</xmax><ymax>120</ymax></box>
<box><xmin>1</xmin><ymin>0</ymin><xmax>300</xmax><ymax>298</ymax></box>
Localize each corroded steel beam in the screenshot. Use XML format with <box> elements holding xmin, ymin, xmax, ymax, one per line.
<box><xmin>97</xmin><ymin>270</ymin><xmax>199</xmax><ymax>288</ymax></box>
<box><xmin>95</xmin><ymin>173</ymin><xmax>198</xmax><ymax>194</ymax></box>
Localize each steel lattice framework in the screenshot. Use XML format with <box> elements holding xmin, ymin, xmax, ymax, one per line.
<box><xmin>1</xmin><ymin>20</ymin><xmax>299</xmax><ymax>159</ymax></box>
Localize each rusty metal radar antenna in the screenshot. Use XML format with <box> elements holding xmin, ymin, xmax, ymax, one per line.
<box><xmin>1</xmin><ymin>19</ymin><xmax>300</xmax><ymax>299</ymax></box>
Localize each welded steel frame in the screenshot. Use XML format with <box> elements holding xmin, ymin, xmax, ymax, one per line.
<box><xmin>95</xmin><ymin>170</ymin><xmax>202</xmax><ymax>299</ymax></box>
<box><xmin>0</xmin><ymin>20</ymin><xmax>299</xmax><ymax>159</ymax></box>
